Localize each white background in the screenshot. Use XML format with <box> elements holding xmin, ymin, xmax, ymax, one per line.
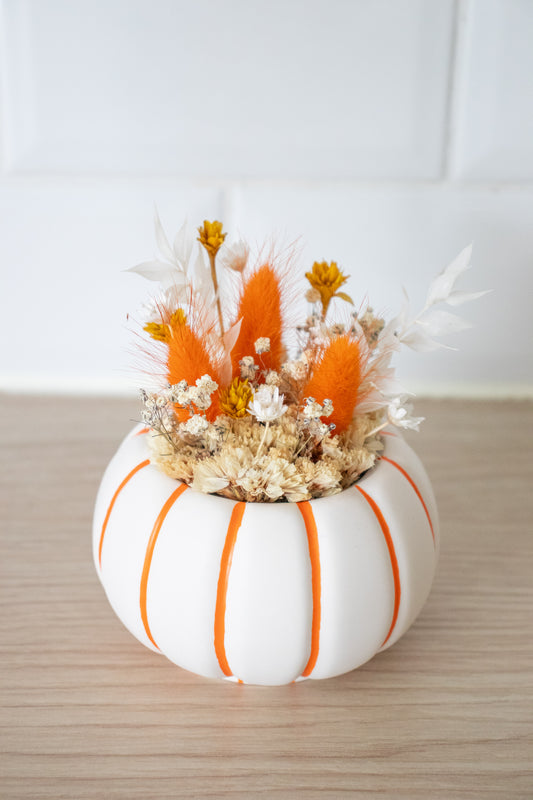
<box><xmin>0</xmin><ymin>0</ymin><xmax>532</xmax><ymax>396</ymax></box>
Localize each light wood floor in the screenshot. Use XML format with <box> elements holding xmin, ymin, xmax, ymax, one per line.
<box><xmin>1</xmin><ymin>395</ymin><xmax>532</xmax><ymax>799</ymax></box>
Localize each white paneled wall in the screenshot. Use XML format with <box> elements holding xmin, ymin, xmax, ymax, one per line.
<box><xmin>453</xmin><ymin>0</ymin><xmax>533</xmax><ymax>180</ymax></box>
<box><xmin>2</xmin><ymin>0</ymin><xmax>455</xmax><ymax>179</ymax></box>
<box><xmin>0</xmin><ymin>0</ymin><xmax>532</xmax><ymax>396</ymax></box>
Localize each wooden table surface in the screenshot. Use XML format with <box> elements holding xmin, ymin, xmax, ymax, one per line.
<box><xmin>1</xmin><ymin>395</ymin><xmax>532</xmax><ymax>799</ymax></box>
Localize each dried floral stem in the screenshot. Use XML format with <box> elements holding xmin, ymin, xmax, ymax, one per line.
<box><xmin>294</xmin><ymin>433</ymin><xmax>313</xmax><ymax>458</ymax></box>
<box><xmin>255</xmin><ymin>421</ymin><xmax>270</xmax><ymax>460</ymax></box>
<box><xmin>209</xmin><ymin>252</ymin><xmax>225</xmax><ymax>337</ymax></box>
<box><xmin>365</xmin><ymin>421</ymin><xmax>388</xmax><ymax>438</ymax></box>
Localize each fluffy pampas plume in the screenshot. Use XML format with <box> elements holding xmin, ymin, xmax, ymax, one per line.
<box><xmin>302</xmin><ymin>335</ymin><xmax>363</xmax><ymax>434</ymax></box>
<box><xmin>230</xmin><ymin>264</ymin><xmax>285</xmax><ymax>377</ymax></box>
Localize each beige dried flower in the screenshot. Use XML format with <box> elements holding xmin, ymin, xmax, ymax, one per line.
<box><xmin>358</xmin><ymin>307</ymin><xmax>385</xmax><ymax>349</ymax></box>
<box><xmin>191</xmin><ymin>459</ymin><xmax>230</xmax><ymax>494</ymax></box>
<box><xmin>265</xmin><ymin>370</ymin><xmax>282</xmax><ymax>387</ymax></box>
<box><xmin>181</xmin><ymin>414</ymin><xmax>209</xmax><ymax>436</ymax></box>
<box><xmin>302</xmin><ymin>398</ymin><xmax>323</xmax><ymax>419</ymax></box>
<box><xmin>282</xmin><ymin>358</ymin><xmax>308</xmax><ymax>382</ymax></box>
<box><xmin>142</xmin><ymin>378</ymin><xmax>382</xmax><ymax>502</ymax></box>
<box><xmin>307</xmin><ymin>459</ymin><xmax>342</xmax><ymax>498</ymax></box>
<box><xmin>305</xmin><ymin>287</ymin><xmax>321</xmax><ymax>304</ymax></box>
<box><xmin>254</xmin><ymin>337</ymin><xmax>271</xmax><ymax>354</ymax></box>
<box><xmin>239</xmin><ymin>356</ymin><xmax>259</xmax><ymax>381</ymax></box>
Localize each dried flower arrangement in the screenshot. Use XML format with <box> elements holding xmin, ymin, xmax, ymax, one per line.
<box><xmin>129</xmin><ymin>216</ymin><xmax>485</xmax><ymax>503</ymax></box>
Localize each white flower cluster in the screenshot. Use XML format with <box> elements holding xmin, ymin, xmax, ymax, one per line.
<box><xmin>239</xmin><ymin>356</ymin><xmax>259</xmax><ymax>381</ymax></box>
<box><xmin>140</xmin><ymin>388</ymin><xmax>175</xmax><ymax>434</ymax></box>
<box><xmin>300</xmin><ymin>397</ymin><xmax>336</xmax><ymax>440</ymax></box>
<box><xmin>265</xmin><ymin>370</ymin><xmax>282</xmax><ymax>386</ymax></box>
<box><xmin>302</xmin><ymin>397</ymin><xmax>334</xmax><ymax>420</ymax></box>
<box><xmin>180</xmin><ymin>414</ymin><xmax>210</xmax><ymax>436</ymax></box>
<box><xmin>172</xmin><ymin>374</ymin><xmax>218</xmax><ymax>411</ymax></box>
<box><xmin>254</xmin><ymin>337</ymin><xmax>271</xmax><ymax>354</ymax></box>
<box><xmin>282</xmin><ymin>356</ymin><xmax>309</xmax><ymax>382</ymax></box>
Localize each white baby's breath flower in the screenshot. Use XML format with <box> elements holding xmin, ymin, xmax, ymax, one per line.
<box><xmin>321</xmin><ymin>399</ymin><xmax>334</xmax><ymax>418</ymax></box>
<box><xmin>187</xmin><ymin>374</ymin><xmax>218</xmax><ymax>409</ymax></box>
<box><xmin>142</xmin><ymin>391</ymin><xmax>156</xmax><ymax>410</ymax></box>
<box><xmin>265</xmin><ymin>370</ymin><xmax>281</xmax><ymax>386</ymax></box>
<box><xmin>387</xmin><ymin>396</ymin><xmax>425</xmax><ymax>431</ymax></box>
<box><xmin>306</xmin><ymin>419</ymin><xmax>332</xmax><ymax>439</ymax></box>
<box><xmin>170</xmin><ymin>380</ymin><xmax>191</xmax><ymax>407</ymax></box>
<box><xmin>239</xmin><ymin>356</ymin><xmax>259</xmax><ymax>381</ymax></box>
<box><xmin>254</xmin><ymin>337</ymin><xmax>271</xmax><ymax>354</ymax></box>
<box><xmin>175</xmin><ymin>390</ymin><xmax>191</xmax><ymax>407</ymax></box>
<box><xmin>181</xmin><ymin>414</ymin><xmax>209</xmax><ymax>436</ymax></box>
<box><xmin>249</xmin><ymin>385</ymin><xmax>288</xmax><ymax>423</ymax></box>
<box><xmin>196</xmin><ymin>374</ymin><xmax>218</xmax><ymax>395</ymax></box>
<box><xmin>302</xmin><ymin>398</ymin><xmax>323</xmax><ymax>419</ymax></box>
<box><xmin>188</xmin><ymin>387</ymin><xmax>211</xmax><ymax>410</ymax></box>
<box><xmin>302</xmin><ymin>397</ymin><xmax>334</xmax><ymax>421</ymax></box>
<box><xmin>282</xmin><ymin>357</ymin><xmax>308</xmax><ymax>382</ymax></box>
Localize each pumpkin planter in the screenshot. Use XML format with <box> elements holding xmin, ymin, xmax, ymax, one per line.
<box><xmin>93</xmin><ymin>215</ymin><xmax>482</xmax><ymax>685</ymax></box>
<box><xmin>93</xmin><ymin>425</ymin><xmax>438</xmax><ymax>686</ymax></box>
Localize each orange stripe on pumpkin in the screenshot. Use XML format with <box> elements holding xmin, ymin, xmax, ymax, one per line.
<box><xmin>139</xmin><ymin>483</ymin><xmax>189</xmax><ymax>650</ymax></box>
<box><xmin>98</xmin><ymin>459</ymin><xmax>150</xmax><ymax>568</ymax></box>
<box><xmin>298</xmin><ymin>501</ymin><xmax>321</xmax><ymax>678</ymax></box>
<box><xmin>134</xmin><ymin>427</ymin><xmax>150</xmax><ymax>436</ymax></box>
<box><xmin>355</xmin><ymin>485</ymin><xmax>400</xmax><ymax>647</ymax></box>
<box><xmin>381</xmin><ymin>456</ymin><xmax>435</xmax><ymax>545</ymax></box>
<box><xmin>214</xmin><ymin>502</ymin><xmax>246</xmax><ymax>677</ymax></box>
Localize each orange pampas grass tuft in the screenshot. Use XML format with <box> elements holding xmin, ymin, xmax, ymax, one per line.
<box><xmin>302</xmin><ymin>335</ymin><xmax>363</xmax><ymax>434</ymax></box>
<box><xmin>167</xmin><ymin>324</ymin><xmax>223</xmax><ymax>421</ymax></box>
<box><xmin>143</xmin><ymin>294</ymin><xmax>224</xmax><ymax>422</ymax></box>
<box><xmin>230</xmin><ymin>264</ymin><xmax>285</xmax><ymax>377</ymax></box>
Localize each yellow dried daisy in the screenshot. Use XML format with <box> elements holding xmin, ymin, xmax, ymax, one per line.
<box><xmin>305</xmin><ymin>260</ymin><xmax>353</xmax><ymax>318</ymax></box>
<box><xmin>144</xmin><ymin>321</ymin><xmax>170</xmax><ymax>343</ymax></box>
<box><xmin>197</xmin><ymin>220</ymin><xmax>226</xmax><ymax>257</ymax></box>
<box><xmin>144</xmin><ymin>308</ymin><xmax>186</xmax><ymax>343</ymax></box>
<box><xmin>169</xmin><ymin>308</ymin><xmax>187</xmax><ymax>328</ymax></box>
<box><xmin>219</xmin><ymin>377</ymin><xmax>253</xmax><ymax>419</ymax></box>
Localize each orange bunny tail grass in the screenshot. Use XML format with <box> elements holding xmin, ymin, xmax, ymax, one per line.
<box><xmin>230</xmin><ymin>263</ymin><xmax>285</xmax><ymax>377</ymax></box>
<box><xmin>302</xmin><ymin>335</ymin><xmax>364</xmax><ymax>434</ymax></box>
<box><xmin>139</xmin><ymin>290</ymin><xmax>225</xmax><ymax>423</ymax></box>
<box><xmin>166</xmin><ymin>327</ymin><xmax>219</xmax><ymax>421</ymax></box>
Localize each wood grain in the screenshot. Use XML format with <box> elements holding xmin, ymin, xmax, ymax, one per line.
<box><xmin>1</xmin><ymin>395</ymin><xmax>532</xmax><ymax>799</ymax></box>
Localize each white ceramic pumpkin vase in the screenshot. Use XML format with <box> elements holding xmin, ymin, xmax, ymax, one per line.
<box><xmin>93</xmin><ymin>424</ymin><xmax>438</xmax><ymax>685</ymax></box>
